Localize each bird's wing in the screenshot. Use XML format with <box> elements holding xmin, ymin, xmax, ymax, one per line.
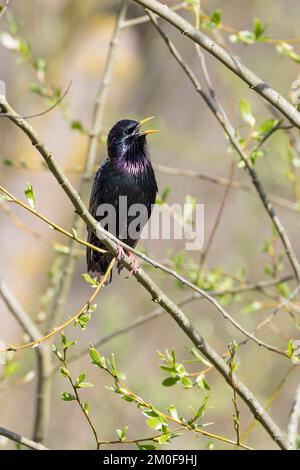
<box><xmin>86</xmin><ymin>164</ymin><xmax>110</xmax><ymax>274</ymax></box>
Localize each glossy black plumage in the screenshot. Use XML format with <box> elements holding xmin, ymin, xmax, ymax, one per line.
<box><xmin>86</xmin><ymin>119</ymin><xmax>158</xmax><ymax>282</ymax></box>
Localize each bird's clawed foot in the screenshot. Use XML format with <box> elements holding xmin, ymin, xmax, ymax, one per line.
<box><xmin>116</xmin><ymin>244</ymin><xmax>126</xmax><ymax>261</ymax></box>
<box><xmin>128</xmin><ymin>252</ymin><xmax>140</xmax><ymax>275</ymax></box>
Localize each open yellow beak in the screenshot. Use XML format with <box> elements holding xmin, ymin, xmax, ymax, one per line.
<box><xmin>138</xmin><ymin>116</ymin><xmax>160</xmax><ymax>135</ymax></box>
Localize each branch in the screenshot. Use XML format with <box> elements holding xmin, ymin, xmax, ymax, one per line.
<box><xmin>287</xmin><ymin>382</ymin><xmax>300</xmax><ymax>448</ymax></box>
<box><xmin>0</xmin><ymin>281</ymin><xmax>52</xmax><ymax>443</ymax></box>
<box><xmin>0</xmin><ymin>0</ymin><xmax>11</xmax><ymax>20</ymax></box>
<box><xmin>0</xmin><ymin>181</ymin><xmax>287</xmax><ymax>358</ymax></box>
<box><xmin>0</xmin><ymin>259</ymin><xmax>115</xmax><ymax>353</ymax></box>
<box><xmin>196</xmin><ymin>161</ymin><xmax>235</xmax><ymax>277</ymax></box>
<box><xmin>153</xmin><ymin>163</ymin><xmax>299</xmax><ymax>212</ymax></box>
<box><xmin>0</xmin><ymin>185</ymin><xmax>107</xmax><ymax>256</ymax></box>
<box><xmin>0</xmin><ymin>97</ymin><xmax>291</xmax><ymax>449</ymax></box>
<box><xmin>122</xmin><ymin>1</ymin><xmax>185</xmax><ymax>27</ymax></box>
<box><xmin>61</xmin><ymin>273</ymin><xmax>294</xmax><ymax>367</ymax></box>
<box><xmin>133</xmin><ymin>0</ymin><xmax>300</xmax><ymax>128</ymax></box>
<box><xmin>0</xmin><ymin>426</ymin><xmax>49</xmax><ymax>450</ymax></box>
<box><xmin>146</xmin><ymin>9</ymin><xmax>300</xmax><ymax>284</ymax></box>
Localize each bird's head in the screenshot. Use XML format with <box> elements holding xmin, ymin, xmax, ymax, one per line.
<box><xmin>107</xmin><ymin>117</ymin><xmax>159</xmax><ymax>160</ymax></box>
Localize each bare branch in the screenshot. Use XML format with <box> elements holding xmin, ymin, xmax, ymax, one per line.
<box><xmin>0</xmin><ymin>281</ymin><xmax>52</xmax><ymax>443</ymax></box>
<box><xmin>288</xmin><ymin>382</ymin><xmax>300</xmax><ymax>448</ymax></box>
<box><xmin>154</xmin><ymin>163</ymin><xmax>299</xmax><ymax>212</ymax></box>
<box><xmin>0</xmin><ymin>426</ymin><xmax>49</xmax><ymax>450</ymax></box>
<box><xmin>133</xmin><ymin>0</ymin><xmax>300</xmax><ymax>128</ymax></box>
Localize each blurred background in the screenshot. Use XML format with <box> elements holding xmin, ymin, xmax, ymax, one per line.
<box><xmin>1</xmin><ymin>0</ymin><xmax>300</xmax><ymax>450</ymax></box>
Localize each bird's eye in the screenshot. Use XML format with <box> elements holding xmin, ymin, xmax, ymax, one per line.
<box><xmin>125</xmin><ymin>125</ymin><xmax>136</xmax><ymax>135</ymax></box>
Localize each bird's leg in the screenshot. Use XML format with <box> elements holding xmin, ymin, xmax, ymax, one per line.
<box><xmin>116</xmin><ymin>244</ymin><xmax>126</xmax><ymax>261</ymax></box>
<box><xmin>128</xmin><ymin>251</ymin><xmax>140</xmax><ymax>275</ymax></box>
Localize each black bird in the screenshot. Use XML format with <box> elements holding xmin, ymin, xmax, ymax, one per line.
<box><xmin>86</xmin><ymin>117</ymin><xmax>158</xmax><ymax>283</ymax></box>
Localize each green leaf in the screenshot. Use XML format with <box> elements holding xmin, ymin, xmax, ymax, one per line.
<box><xmin>181</xmin><ymin>376</ymin><xmax>193</xmax><ymax>389</ymax></box>
<box><xmin>51</xmin><ymin>344</ymin><xmax>63</xmax><ymax>361</ymax></box>
<box><xmin>229</xmin><ymin>34</ymin><xmax>239</xmax><ymax>43</ymax></box>
<box><xmin>239</xmin><ymin>99</ymin><xmax>256</xmax><ymax>127</ymax></box>
<box><xmin>75</xmin><ymin>313</ymin><xmax>91</xmax><ymax>330</ymax></box>
<box><xmin>146</xmin><ymin>417</ymin><xmax>164</xmax><ymax>431</ymax></box>
<box><xmin>60</xmin><ymin>367</ymin><xmax>70</xmax><ymax>378</ymax></box>
<box><xmin>83</xmin><ymin>401</ymin><xmax>89</xmax><ymax>415</ymax></box>
<box><xmin>75</xmin><ymin>373</ymin><xmax>85</xmax><ymax>387</ymax></box>
<box><xmin>167</xmin><ymin>405</ymin><xmax>178</xmax><ymax>420</ymax></box>
<box><xmin>257</xmin><ymin>118</ymin><xmax>278</xmax><ymax>136</ymax></box>
<box><xmin>250</xmin><ymin>149</ymin><xmax>265</xmax><ymax>165</ymax></box>
<box><xmin>89</xmin><ymin>344</ymin><xmax>105</xmax><ymax>367</ymax></box>
<box><xmin>71</xmin><ymin>120</ymin><xmax>84</xmax><ymax>132</ymax></box>
<box><xmin>143</xmin><ymin>409</ymin><xmax>160</xmax><ymax>418</ymax></box>
<box><xmin>190</xmin><ymin>348</ymin><xmax>212</xmax><ymax>366</ymax></box>
<box><xmin>34</xmin><ymin>58</ymin><xmax>46</xmax><ymax>81</ymax></box>
<box><xmin>156</xmin><ymin>434</ymin><xmax>171</xmax><ymax>445</ymax></box>
<box><xmin>82</xmin><ymin>273</ymin><xmax>98</xmax><ymax>286</ymax></box>
<box><xmin>253</xmin><ymin>18</ymin><xmax>267</xmax><ymax>40</ymax></box>
<box><xmin>24</xmin><ymin>182</ymin><xmax>36</xmax><ymax>209</ymax></box>
<box><xmin>77</xmin><ymin>382</ymin><xmax>94</xmax><ymax>388</ymax></box>
<box><xmin>276</xmin><ymin>282</ymin><xmax>291</xmax><ymax>299</ymax></box>
<box><xmin>195</xmin><ymin>374</ymin><xmax>211</xmax><ymax>390</ymax></box>
<box><xmin>116</xmin><ymin>426</ymin><xmax>128</xmax><ymax>442</ymax></box>
<box><xmin>30</xmin><ymin>83</ymin><xmax>45</xmax><ymax>96</ymax></box>
<box><xmin>137</xmin><ymin>444</ymin><xmax>157</xmax><ymax>450</ymax></box>
<box><xmin>63</xmin><ymin>340</ymin><xmax>77</xmax><ymax>351</ymax></box>
<box><xmin>3</xmin><ymin>360</ymin><xmax>20</xmax><ymax>378</ymax></box>
<box><xmin>193</xmin><ymin>396</ymin><xmax>209</xmax><ymax>422</ymax></box>
<box><xmin>287</xmin><ymin>339</ymin><xmax>294</xmax><ymax>358</ymax></box>
<box><xmin>162</xmin><ymin>377</ymin><xmax>180</xmax><ymax>387</ymax></box>
<box><xmin>238</xmin><ymin>30</ymin><xmax>256</xmax><ymax>45</ymax></box>
<box><xmin>210</xmin><ymin>9</ymin><xmax>221</xmax><ymax>27</ymax></box>
<box><xmin>61</xmin><ymin>392</ymin><xmax>76</xmax><ymax>401</ymax></box>
<box><xmin>243</xmin><ymin>301</ymin><xmax>263</xmax><ymax>314</ymax></box>
<box><xmin>287</xmin><ymin>50</ymin><xmax>300</xmax><ymax>64</ymax></box>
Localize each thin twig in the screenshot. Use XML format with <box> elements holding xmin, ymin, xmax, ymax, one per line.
<box><xmin>61</xmin><ymin>353</ymin><xmax>100</xmax><ymax>449</ymax></box>
<box><xmin>241</xmin><ymin>365</ymin><xmax>297</xmax><ymax>442</ymax></box>
<box><xmin>197</xmin><ymin>161</ymin><xmax>235</xmax><ymax>278</ymax></box>
<box><xmin>228</xmin><ymin>342</ymin><xmax>240</xmax><ymax>446</ymax></box>
<box><xmin>153</xmin><ymin>163</ymin><xmax>299</xmax><ymax>211</ymax></box>
<box><xmin>0</xmin><ymin>82</ymin><xmax>72</xmax><ymax>120</ymax></box>
<box><xmin>0</xmin><ymin>185</ymin><xmax>107</xmax><ymax>256</ymax></box>
<box><xmin>0</xmin><ymin>259</ymin><xmax>115</xmax><ymax>353</ymax></box>
<box><xmin>0</xmin><ymin>0</ymin><xmax>11</xmax><ymax>20</ymax></box>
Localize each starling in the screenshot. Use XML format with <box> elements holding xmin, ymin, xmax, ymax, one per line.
<box><xmin>86</xmin><ymin>117</ymin><xmax>159</xmax><ymax>283</ymax></box>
